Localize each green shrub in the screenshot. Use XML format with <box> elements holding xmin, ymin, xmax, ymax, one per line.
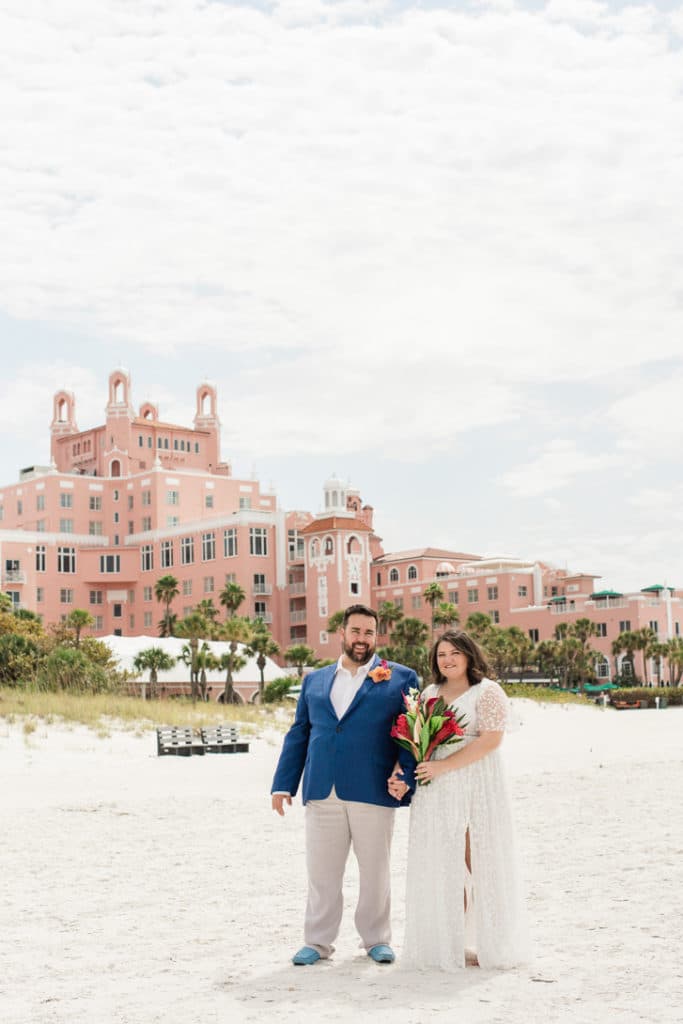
<box><xmin>263</xmin><ymin>676</ymin><xmax>299</xmax><ymax>703</ymax></box>
<box><xmin>610</xmin><ymin>687</ymin><xmax>682</xmax><ymax>708</ymax></box>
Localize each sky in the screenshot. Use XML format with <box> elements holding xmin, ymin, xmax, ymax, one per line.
<box><xmin>1</xmin><ymin>0</ymin><xmax>683</xmax><ymax>592</ymax></box>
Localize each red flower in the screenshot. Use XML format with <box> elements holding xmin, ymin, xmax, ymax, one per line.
<box><xmin>424</xmin><ymin>717</ymin><xmax>465</xmax><ymax>761</ymax></box>
<box><xmin>390</xmin><ymin>714</ymin><xmax>411</xmax><ymax>740</ymax></box>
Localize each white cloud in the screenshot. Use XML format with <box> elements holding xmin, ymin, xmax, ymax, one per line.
<box><xmin>500</xmin><ymin>439</ymin><xmax>625</xmax><ymax>497</ymax></box>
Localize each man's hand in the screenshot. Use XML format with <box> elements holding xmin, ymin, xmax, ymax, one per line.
<box><xmin>387</xmin><ymin>768</ymin><xmax>409</xmax><ymax>802</ymax></box>
<box><xmin>271</xmin><ymin>793</ymin><xmax>292</xmax><ymax>816</ymax></box>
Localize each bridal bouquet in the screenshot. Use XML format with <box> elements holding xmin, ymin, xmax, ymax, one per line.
<box><xmin>391</xmin><ymin>689</ymin><xmax>467</xmax><ymax>785</ymax></box>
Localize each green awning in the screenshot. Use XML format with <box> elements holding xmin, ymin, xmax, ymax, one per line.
<box><xmin>584</xmin><ymin>682</ymin><xmax>619</xmax><ymax>692</ymax></box>
<box><xmin>549</xmin><ymin>596</ymin><xmax>567</xmax><ymax>603</ymax></box>
<box><xmin>641</xmin><ymin>584</ymin><xmax>675</xmax><ymax>593</ymax></box>
<box><xmin>590</xmin><ymin>590</ymin><xmax>623</xmax><ymax>599</ymax></box>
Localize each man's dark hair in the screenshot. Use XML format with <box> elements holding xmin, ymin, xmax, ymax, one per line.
<box><xmin>342</xmin><ymin>604</ymin><xmax>379</xmax><ymax>628</ymax></box>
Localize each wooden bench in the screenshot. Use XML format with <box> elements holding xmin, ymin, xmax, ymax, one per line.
<box><xmin>200</xmin><ymin>726</ymin><xmax>250</xmax><ymax>754</ymax></box>
<box><xmin>156</xmin><ymin>726</ymin><xmax>206</xmax><ymax>756</ymax></box>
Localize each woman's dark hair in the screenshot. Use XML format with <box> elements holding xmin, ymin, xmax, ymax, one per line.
<box><xmin>429</xmin><ymin>629</ymin><xmax>492</xmax><ymax>687</ymax></box>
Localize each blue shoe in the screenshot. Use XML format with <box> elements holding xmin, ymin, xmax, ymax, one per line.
<box><xmin>292</xmin><ymin>946</ymin><xmax>321</xmax><ymax>966</ymax></box>
<box><xmin>367</xmin><ymin>944</ymin><xmax>395</xmax><ymax>964</ymax></box>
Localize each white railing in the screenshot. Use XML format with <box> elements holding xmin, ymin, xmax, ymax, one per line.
<box><xmin>289</xmin><ymin>582</ymin><xmax>306</xmax><ymax>594</ymax></box>
<box><xmin>591</xmin><ymin>599</ymin><xmax>627</xmax><ymax>610</ymax></box>
<box><xmin>252</xmin><ymin>583</ymin><xmax>272</xmax><ymax>595</ymax></box>
<box><xmin>3</xmin><ymin>570</ymin><xmax>26</xmax><ymax>583</ymax></box>
<box><xmin>550</xmin><ymin>604</ymin><xmax>580</xmax><ymax>615</ymax></box>
<box><xmin>253</xmin><ymin>612</ymin><xmax>273</xmax><ymax>624</ymax></box>
<box><xmin>290</xmin><ymin>610</ymin><xmax>307</xmax><ymax>624</ymax></box>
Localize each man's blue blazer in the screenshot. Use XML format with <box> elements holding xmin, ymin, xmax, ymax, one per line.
<box><xmin>271</xmin><ymin>657</ymin><xmax>418</xmax><ymax>807</ymax></box>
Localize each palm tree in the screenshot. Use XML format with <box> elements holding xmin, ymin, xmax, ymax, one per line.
<box><xmin>219</xmin><ymin>616</ymin><xmax>254</xmax><ymax>703</ymax></box>
<box><xmin>432</xmin><ymin>601</ymin><xmax>460</xmax><ymax>634</ymax></box>
<box><xmin>464</xmin><ymin>612</ymin><xmax>495</xmax><ymax>647</ymax></box>
<box><xmin>284</xmin><ymin>643</ymin><xmax>317</xmax><ymax>679</ymax></box>
<box><xmin>505</xmin><ymin>626</ymin><xmax>535</xmax><ymax>684</ymax></box>
<box><xmin>381</xmin><ymin>617</ymin><xmax>430</xmax><ymax>681</ymax></box>
<box><xmin>195</xmin><ymin>644</ymin><xmax>219</xmax><ymax>701</ymax></box>
<box><xmin>245</xmin><ymin>624</ymin><xmax>281</xmax><ymax>702</ymax></box>
<box><xmin>219</xmin><ymin>581</ymin><xmax>246</xmax><ymax>619</ymax></box>
<box><xmin>176</xmin><ymin>611</ymin><xmax>211</xmax><ymax>700</ymax></box>
<box><xmin>155</xmin><ymin>575</ymin><xmax>179</xmax><ymax>637</ymax></box>
<box><xmin>377</xmin><ymin>600</ymin><xmax>403</xmax><ymax>638</ymax></box>
<box><xmin>612</xmin><ymin>630</ymin><xmax>638</xmax><ymax>683</ymax></box>
<box><xmin>423</xmin><ymin>582</ymin><xmax>445</xmax><ymax>636</ymax></box>
<box><xmin>133</xmin><ymin>646</ymin><xmax>177</xmax><ymax>700</ymax></box>
<box><xmin>64</xmin><ymin>608</ymin><xmax>94</xmax><ymax>647</ymax></box>
<box><xmin>633</xmin><ymin>626</ymin><xmax>657</xmax><ymax>684</ymax></box>
<box><xmin>195</xmin><ymin>599</ymin><xmax>220</xmax><ymax>626</ymax></box>
<box><xmin>664</xmin><ymin>637</ymin><xmax>683</xmax><ymax>685</ymax></box>
<box><xmin>327</xmin><ymin>610</ymin><xmax>345</xmax><ymax>634</ymax></box>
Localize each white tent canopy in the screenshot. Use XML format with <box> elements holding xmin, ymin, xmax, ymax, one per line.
<box><xmin>101</xmin><ymin>634</ymin><xmax>283</xmax><ymax>688</ymax></box>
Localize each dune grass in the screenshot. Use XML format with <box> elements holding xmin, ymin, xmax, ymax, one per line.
<box><xmin>0</xmin><ymin>688</ymin><xmax>294</xmax><ymax>735</ymax></box>
<box><xmin>502</xmin><ymin>683</ymin><xmax>588</xmax><ymax>704</ymax></box>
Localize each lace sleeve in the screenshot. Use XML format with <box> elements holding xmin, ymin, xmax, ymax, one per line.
<box><xmin>477</xmin><ymin>679</ymin><xmax>510</xmax><ymax>733</ymax></box>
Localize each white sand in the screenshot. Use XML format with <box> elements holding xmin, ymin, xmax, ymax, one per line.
<box><xmin>1</xmin><ymin>702</ymin><xmax>682</xmax><ymax>1024</ymax></box>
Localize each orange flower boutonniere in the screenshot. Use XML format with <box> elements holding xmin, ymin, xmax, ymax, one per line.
<box><xmin>368</xmin><ymin>659</ymin><xmax>392</xmax><ymax>684</ymax></box>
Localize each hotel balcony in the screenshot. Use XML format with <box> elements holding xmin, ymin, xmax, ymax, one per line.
<box><xmin>252</xmin><ymin>583</ymin><xmax>272</xmax><ymax>595</ymax></box>
<box><xmin>254</xmin><ymin>612</ymin><xmax>273</xmax><ymax>624</ymax></box>
<box><xmin>290</xmin><ymin>610</ymin><xmax>307</xmax><ymax>624</ymax></box>
<box><xmin>3</xmin><ymin>570</ymin><xmax>26</xmax><ymax>584</ymax></box>
<box><xmin>288</xmin><ymin>582</ymin><xmax>306</xmax><ymax>595</ymax></box>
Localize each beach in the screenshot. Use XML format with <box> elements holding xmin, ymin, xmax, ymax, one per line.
<box><xmin>1</xmin><ymin>702</ymin><xmax>682</xmax><ymax>1024</ymax></box>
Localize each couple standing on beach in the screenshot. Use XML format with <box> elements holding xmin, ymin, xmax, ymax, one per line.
<box><xmin>271</xmin><ymin>603</ymin><xmax>529</xmax><ymax>971</ymax></box>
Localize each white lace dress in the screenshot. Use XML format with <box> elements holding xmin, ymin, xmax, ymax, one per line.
<box><xmin>403</xmin><ymin>678</ymin><xmax>530</xmax><ymax>971</ymax></box>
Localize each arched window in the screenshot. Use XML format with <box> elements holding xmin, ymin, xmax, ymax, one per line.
<box><xmin>324</xmin><ymin>536</ymin><xmax>334</xmax><ymax>556</ymax></box>
<box><xmin>408</xmin><ymin>565</ymin><xmax>418</xmax><ymax>580</ymax></box>
<box><xmin>311</xmin><ymin>538</ymin><xmax>321</xmax><ymax>559</ymax></box>
<box><xmin>110</xmin><ymin>459</ymin><xmax>121</xmax><ymax>478</ymax></box>
<box><xmin>389</xmin><ymin>568</ymin><xmax>399</xmax><ymax>583</ymax></box>
<box><xmin>347</xmin><ymin>536</ymin><xmax>361</xmax><ymax>555</ymax></box>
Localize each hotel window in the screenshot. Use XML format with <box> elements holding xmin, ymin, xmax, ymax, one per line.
<box><xmin>139</xmin><ymin>435</ymin><xmax>144</xmax><ymax>447</ymax></box>
<box><xmin>36</xmin><ymin>587</ymin><xmax>44</xmax><ymax>603</ymax></box>
<box><xmin>167</xmin><ymin>516</ymin><xmax>179</xmax><ymax>528</ymax></box>
<box><xmin>113</xmin><ymin>512</ymin><xmax>119</xmax><ymax>524</ymax></box>
<box><xmin>597</xmin><ymin>660</ymin><xmax>610</xmax><ymax>678</ymax></box>
<box><xmin>59</xmin><ymin>519</ymin><xmax>74</xmax><ymax>533</ymax></box>
<box><xmin>389</xmin><ymin>568</ymin><xmax>399</xmax><ymax>583</ymax></box>
<box><xmin>224</xmin><ymin>528</ymin><xmax>238</xmax><ymax>558</ymax></box>
<box><xmin>181</xmin><ymin>537</ymin><xmax>194</xmax><ymax>565</ymax></box>
<box><xmin>128</xmin><ymin>521</ymin><xmax>134</xmax><ymax>535</ymax></box>
<box><xmin>649</xmin><ymin>620</ymin><xmax>659</xmax><ymax>633</ymax></box>
<box><xmin>203</xmin><ymin>576</ymin><xmax>215</xmax><ymax>593</ymax></box>
<box><xmin>36</xmin><ymin>545</ymin><xmax>46</xmax><ymax>572</ymax></box>
<box><xmin>249</xmin><ymin>527</ymin><xmax>268</xmax><ymax>556</ymax></box>
<box><xmin>60</xmin><ymin>493</ymin><xmax>73</xmax><ymax>508</ymax></box>
<box><xmin>449</xmin><ymin>591</ymin><xmax>459</xmax><ymax>604</ymax></box>
<box><xmin>518</xmin><ymin>585</ymin><xmax>527</xmax><ymax>597</ymax></box>
<box><xmin>113</xmin><ymin>489</ymin><xmax>119</xmax><ymax>501</ymax></box>
<box><xmin>394</xmin><ymin>597</ymin><xmax>404</xmax><ymax>611</ymax></box>
<box><xmin>128</xmin><ymin>495</ymin><xmax>134</xmax><ymax>510</ymax></box>
<box><xmin>489</xmin><ymin>610</ymin><xmax>500</xmax><ymax>624</ymax></box>
<box><xmin>89</xmin><ymin>521</ymin><xmax>103</xmax><ymax>535</ymax></box>
<box><xmin>467</xmin><ymin>588</ymin><xmax>479</xmax><ymax>603</ymax></box>
<box><xmin>173</xmin><ymin>439</ymin><xmax>178</xmax><ymax>450</ymax></box>
<box><xmin>529</xmin><ymin>628</ymin><xmax>539</xmax><ymax>643</ymax></box>
<box><xmin>36</xmin><ymin>520</ymin><xmax>45</xmax><ymax>531</ymax></box>
<box><xmin>142</xmin><ymin>490</ymin><xmax>151</xmax><ymax>506</ymax></box>
<box><xmin>376</xmin><ymin>572</ymin><xmax>382</xmax><ymax>586</ymax></box>
<box><xmin>411</xmin><ymin>595</ymin><xmax>422</xmax><ymax>610</ymax></box>
<box><xmin>94</xmin><ymin>616</ymin><xmax>103</xmax><ymax>631</ymax></box>
<box><xmin>225</xmin><ymin>573</ymin><xmax>236</xmax><ymax>584</ymax></box>
<box><xmin>141</xmin><ymin>545</ymin><xmax>154</xmax><ymax>572</ymax></box>
<box><xmin>142</xmin><ymin>516</ymin><xmax>152</xmax><ymax>531</ymax></box>
<box><xmin>99</xmin><ymin>554</ymin><xmax>120</xmax><ymax>573</ymax></box>
<box><xmin>60</xmin><ymin>589</ymin><xmax>74</xmax><ymax>604</ymax></box>
<box><xmin>408</xmin><ymin>565</ymin><xmax>418</xmax><ymax>581</ymax></box>
<box><xmin>89</xmin><ymin>495</ymin><xmax>102</xmax><ymax>511</ymax></box>
<box><xmin>676</xmin><ymin>622</ymin><xmax>681</xmax><ymax>636</ymax></box>
<box><xmin>113</xmin><ymin>604</ymin><xmax>122</xmax><ymax>618</ymax></box>
<box><xmin>618</xmin><ymin>620</ymin><xmax>631</xmax><ymax>633</ymax></box>
<box><xmin>17</xmin><ymin>500</ymin><xmax>23</xmax><ymax>515</ymax></box>
<box><xmin>205</xmin><ymin>494</ymin><xmax>214</xmax><ymax>509</ymax></box>
<box><xmin>58</xmin><ymin>547</ymin><xmax>76</xmax><ymax>573</ymax></box>
<box><xmin>239</xmin><ymin>496</ymin><xmax>251</xmax><ymax>510</ymax></box>
<box><xmin>160</xmin><ymin>541</ymin><xmax>174</xmax><ymax>568</ymax></box>
<box><xmin>253</xmin><ymin>573</ymin><xmax>267</xmax><ymax>594</ymax></box>
<box><xmin>202</xmin><ymin>532</ymin><xmax>215</xmax><ymax>561</ymax></box>
<box><xmin>36</xmin><ymin>494</ymin><xmax>45</xmax><ymax>511</ymax></box>
<box><xmin>113</xmin><ymin>535</ymin><xmax>120</xmax><ymax>547</ymax></box>
<box><xmin>128</xmin><ymin>590</ymin><xmax>135</xmax><ymax>604</ymax></box>
<box><xmin>487</xmin><ymin>586</ymin><xmax>498</xmax><ymax>601</ymax></box>
<box><xmin>143</xmin><ymin>586</ymin><xmax>153</xmax><ymax>601</ymax></box>
<box><xmin>90</xmin><ymin>590</ymin><xmax>103</xmax><ymax>605</ymax></box>
<box><xmin>166</xmin><ymin>490</ymin><xmax>180</xmax><ymax>505</ymax></box>
<box><xmin>195</xmin><ymin>443</ymin><xmax>199</xmax><ymax>453</ymax></box>
<box><xmin>254</xmin><ymin>600</ymin><xmax>267</xmax><ymax>619</ymax></box>
<box><xmin>182</xmin><ymin>579</ymin><xmax>192</xmax><ymax>596</ymax></box>
<box><xmin>596</xmin><ymin>623</ymin><xmax>607</xmax><ymax>637</ymax></box>
<box><xmin>324</xmin><ymin>536</ymin><xmax>334</xmax><ymax>556</ymax></box>
<box><xmin>144</xmin><ymin>611</ymin><xmax>153</xmax><ymax>629</ymax></box>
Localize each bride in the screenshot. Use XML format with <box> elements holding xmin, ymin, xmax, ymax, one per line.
<box><xmin>393</xmin><ymin>629</ymin><xmax>530</xmax><ymax>971</ymax></box>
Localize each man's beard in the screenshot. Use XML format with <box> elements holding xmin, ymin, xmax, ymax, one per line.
<box><xmin>343</xmin><ymin>640</ymin><xmax>375</xmax><ymax>664</ymax></box>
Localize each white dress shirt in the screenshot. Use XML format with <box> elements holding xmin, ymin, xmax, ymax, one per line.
<box><xmin>330</xmin><ymin>654</ymin><xmax>374</xmax><ymax>719</ymax></box>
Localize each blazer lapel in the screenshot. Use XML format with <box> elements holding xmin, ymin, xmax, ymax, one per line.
<box><xmin>321</xmin><ymin>663</ymin><xmax>340</xmax><ymax>718</ymax></box>
<box><xmin>341</xmin><ymin>655</ymin><xmax>379</xmax><ymax>721</ymax></box>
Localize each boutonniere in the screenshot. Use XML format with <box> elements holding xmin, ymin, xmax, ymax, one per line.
<box><xmin>368</xmin><ymin>659</ymin><xmax>392</xmax><ymax>683</ymax></box>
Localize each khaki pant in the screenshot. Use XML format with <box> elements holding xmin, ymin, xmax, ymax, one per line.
<box><xmin>304</xmin><ymin>788</ymin><xmax>395</xmax><ymax>957</ymax></box>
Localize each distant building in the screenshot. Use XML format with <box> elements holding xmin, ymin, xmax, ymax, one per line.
<box><xmin>0</xmin><ymin>370</ymin><xmax>680</xmax><ymax>688</ymax></box>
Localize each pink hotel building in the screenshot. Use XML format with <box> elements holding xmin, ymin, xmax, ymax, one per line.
<box><xmin>1</xmin><ymin>369</ymin><xmax>681</xmax><ymax>684</ymax></box>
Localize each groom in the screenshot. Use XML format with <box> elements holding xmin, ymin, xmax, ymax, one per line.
<box><xmin>271</xmin><ymin>603</ymin><xmax>417</xmax><ymax>966</ymax></box>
